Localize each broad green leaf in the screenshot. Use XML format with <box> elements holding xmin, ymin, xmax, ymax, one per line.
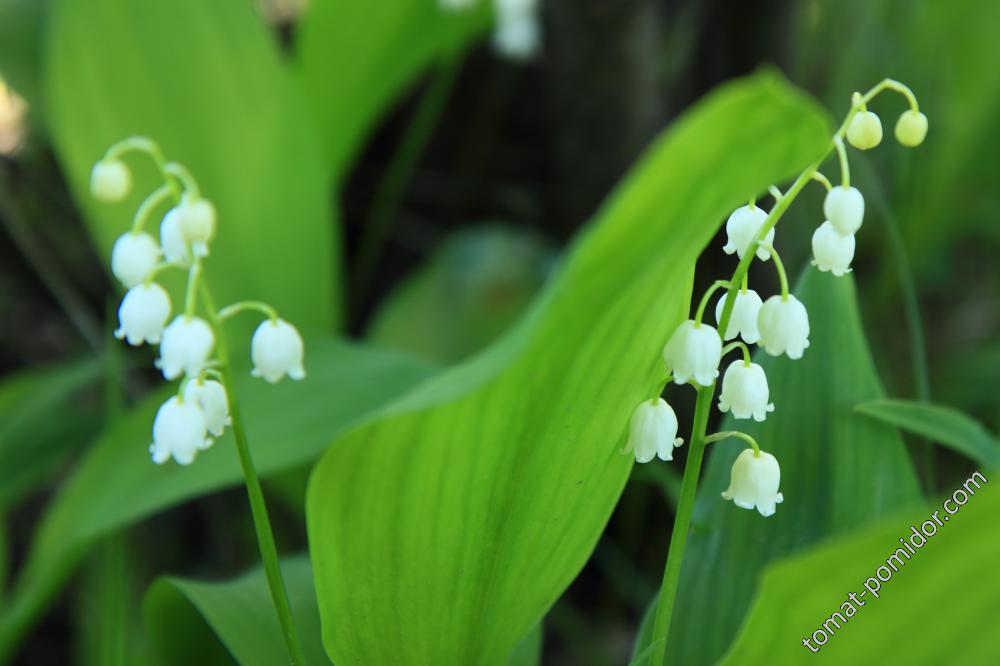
<box><xmin>0</xmin><ymin>339</ymin><xmax>434</xmax><ymax>660</ymax></box>
<box><xmin>0</xmin><ymin>357</ymin><xmax>102</xmax><ymax>507</ymax></box>
<box><xmin>295</xmin><ymin>0</ymin><xmax>491</xmax><ymax>178</ymax></box>
<box><xmin>145</xmin><ymin>556</ymin><xmax>327</xmax><ymax>666</ymax></box>
<box><xmin>307</xmin><ymin>72</ymin><xmax>831</xmax><ymax>665</ymax></box>
<box><xmin>721</xmin><ymin>472</ymin><xmax>999</xmax><ymax>664</ymax></box>
<box><xmin>856</xmin><ymin>399</ymin><xmax>1000</xmax><ymax>469</ymax></box>
<box><xmin>658</xmin><ymin>270</ymin><xmax>922</xmax><ymax>665</ymax></box>
<box><xmin>367</xmin><ymin>225</ymin><xmax>554</xmax><ymax>363</ymax></box>
<box><xmin>44</xmin><ymin>0</ymin><xmax>340</xmax><ymax>331</ymax></box>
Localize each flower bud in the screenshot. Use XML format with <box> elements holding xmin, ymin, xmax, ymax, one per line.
<box><xmin>894</xmin><ymin>109</ymin><xmax>928</xmax><ymax>147</ymax></box>
<box><xmin>149</xmin><ymin>396</ymin><xmax>212</xmax><ymax>465</ymax></box>
<box><xmin>811</xmin><ymin>221</ymin><xmax>856</xmax><ymax>277</ymax></box>
<box><xmin>173</xmin><ymin>195</ymin><xmax>216</xmax><ymax>257</ymax></box>
<box><xmin>183</xmin><ymin>379</ymin><xmax>231</xmax><ymax>437</ymax></box>
<box><xmin>111</xmin><ymin>231</ymin><xmax>160</xmax><ymax>287</ymax></box>
<box><xmin>625</xmin><ymin>398</ymin><xmax>684</xmax><ymax>463</ymax></box>
<box><xmin>251</xmin><ymin>318</ymin><xmax>306</xmax><ymax>383</ymax></box>
<box><xmin>715</xmin><ymin>289</ymin><xmax>763</xmax><ymax>344</ymax></box>
<box><xmin>115</xmin><ymin>282</ymin><xmax>171</xmax><ymax>346</ymax></box>
<box><xmin>156</xmin><ymin>316</ymin><xmax>215</xmax><ymax>380</ymax></box>
<box><xmin>718</xmin><ymin>361</ymin><xmax>774</xmax><ymax>422</ymax></box>
<box><xmin>846</xmin><ymin>110</ymin><xmax>883</xmax><ymax>150</ymax></box>
<box><xmin>822</xmin><ymin>185</ymin><xmax>864</xmax><ymax>236</ymax></box>
<box><xmin>757</xmin><ymin>295</ymin><xmax>810</xmax><ymax>359</ymax></box>
<box><xmin>662</xmin><ymin>320</ymin><xmax>722</xmax><ymax>387</ymax></box>
<box><xmin>722</xmin><ymin>205</ymin><xmax>774</xmax><ymax>261</ymax></box>
<box><xmin>721</xmin><ymin>448</ymin><xmax>783</xmax><ymax>517</ymax></box>
<box><xmin>160</xmin><ymin>209</ymin><xmax>190</xmax><ymax>265</ymax></box>
<box><xmin>90</xmin><ymin>158</ymin><xmax>132</xmax><ymax>202</ymax></box>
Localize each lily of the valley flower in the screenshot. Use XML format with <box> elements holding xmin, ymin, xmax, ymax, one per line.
<box><xmin>895</xmin><ymin>110</ymin><xmax>928</xmax><ymax>147</ymax></box>
<box><xmin>157</xmin><ymin>316</ymin><xmax>215</xmax><ymax>380</ymax></box>
<box><xmin>149</xmin><ymin>396</ymin><xmax>212</xmax><ymax>465</ymax></box>
<box><xmin>662</xmin><ymin>320</ymin><xmax>722</xmax><ymax>387</ymax></box>
<box><xmin>723</xmin><ymin>204</ymin><xmax>773</xmax><ymax>261</ymax></box>
<box><xmin>715</xmin><ymin>289</ymin><xmax>763</xmax><ymax>344</ymax></box>
<box><xmin>823</xmin><ymin>185</ymin><xmax>864</xmax><ymax>236</ymax></box>
<box><xmin>111</xmin><ymin>231</ymin><xmax>160</xmax><ymax>287</ymax></box>
<box><xmin>721</xmin><ymin>448</ymin><xmax>784</xmax><ymax>517</ymax></box>
<box><xmin>251</xmin><ymin>319</ymin><xmax>306</xmax><ymax>383</ymax></box>
<box><xmin>493</xmin><ymin>0</ymin><xmax>541</xmax><ymax>61</ymax></box>
<box><xmin>757</xmin><ymin>294</ymin><xmax>810</xmax><ymax>359</ymax></box>
<box><xmin>90</xmin><ymin>158</ymin><xmax>132</xmax><ymax>202</ymax></box>
<box><xmin>811</xmin><ymin>221</ymin><xmax>856</xmax><ymax>277</ymax></box>
<box><xmin>115</xmin><ymin>282</ymin><xmax>171</xmax><ymax>346</ymax></box>
<box><xmin>172</xmin><ymin>195</ymin><xmax>216</xmax><ymax>258</ymax></box>
<box><xmin>183</xmin><ymin>379</ymin><xmax>231</xmax><ymax>437</ymax></box>
<box><xmin>160</xmin><ymin>208</ymin><xmax>190</xmax><ymax>265</ymax></box>
<box><xmin>625</xmin><ymin>398</ymin><xmax>684</xmax><ymax>463</ymax></box>
<box><xmin>718</xmin><ymin>361</ymin><xmax>774</xmax><ymax>422</ymax></box>
<box><xmin>846</xmin><ymin>110</ymin><xmax>883</xmax><ymax>150</ymax></box>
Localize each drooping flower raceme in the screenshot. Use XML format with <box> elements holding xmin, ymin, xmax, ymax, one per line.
<box><xmin>183</xmin><ymin>379</ymin><xmax>231</xmax><ymax>437</ymax></box>
<box><xmin>157</xmin><ymin>316</ymin><xmax>215</xmax><ymax>380</ymax></box>
<box><xmin>758</xmin><ymin>294</ymin><xmax>810</xmax><ymax>359</ymax></box>
<box><xmin>662</xmin><ymin>320</ymin><xmax>722</xmax><ymax>387</ymax></box>
<box><xmin>251</xmin><ymin>319</ymin><xmax>306</xmax><ymax>383</ymax></box>
<box><xmin>111</xmin><ymin>231</ymin><xmax>160</xmax><ymax>287</ymax></box>
<box><xmin>715</xmin><ymin>288</ymin><xmax>763</xmax><ymax>344</ymax></box>
<box><xmin>718</xmin><ymin>361</ymin><xmax>774</xmax><ymax>422</ymax></box>
<box><xmin>723</xmin><ymin>204</ymin><xmax>773</xmax><ymax>261</ymax></box>
<box><xmin>115</xmin><ymin>282</ymin><xmax>171</xmax><ymax>346</ymax></box>
<box><xmin>721</xmin><ymin>448</ymin><xmax>784</xmax><ymax>517</ymax></box>
<box><xmin>90</xmin><ymin>158</ymin><xmax>132</xmax><ymax>202</ymax></box>
<box><xmin>823</xmin><ymin>185</ymin><xmax>864</xmax><ymax>236</ymax></box>
<box><xmin>149</xmin><ymin>396</ymin><xmax>212</xmax><ymax>466</ymax></box>
<box><xmin>625</xmin><ymin>398</ymin><xmax>684</xmax><ymax>463</ymax></box>
<box><xmin>811</xmin><ymin>221</ymin><xmax>856</xmax><ymax>276</ymax></box>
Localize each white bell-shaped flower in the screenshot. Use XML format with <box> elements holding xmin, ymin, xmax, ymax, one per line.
<box><xmin>183</xmin><ymin>379</ymin><xmax>231</xmax><ymax>437</ymax></box>
<box><xmin>758</xmin><ymin>295</ymin><xmax>810</xmax><ymax>359</ymax></box>
<box><xmin>715</xmin><ymin>289</ymin><xmax>763</xmax><ymax>344</ymax></box>
<box><xmin>114</xmin><ymin>282</ymin><xmax>171</xmax><ymax>346</ymax></box>
<box><xmin>811</xmin><ymin>221</ymin><xmax>856</xmax><ymax>277</ymax></box>
<box><xmin>492</xmin><ymin>6</ymin><xmax>540</xmax><ymax>61</ymax></box>
<box><xmin>721</xmin><ymin>448</ymin><xmax>783</xmax><ymax>517</ymax></box>
<box><xmin>110</xmin><ymin>231</ymin><xmax>160</xmax><ymax>287</ymax></box>
<box><xmin>171</xmin><ymin>195</ymin><xmax>216</xmax><ymax>258</ymax></box>
<box><xmin>251</xmin><ymin>318</ymin><xmax>306</xmax><ymax>383</ymax></box>
<box><xmin>90</xmin><ymin>158</ymin><xmax>132</xmax><ymax>202</ymax></box>
<box><xmin>895</xmin><ymin>110</ymin><xmax>928</xmax><ymax>147</ymax></box>
<box><xmin>160</xmin><ymin>208</ymin><xmax>191</xmax><ymax>265</ymax></box>
<box><xmin>718</xmin><ymin>361</ymin><xmax>774</xmax><ymax>422</ymax></box>
<box><xmin>624</xmin><ymin>398</ymin><xmax>684</xmax><ymax>463</ymax></box>
<box><xmin>662</xmin><ymin>320</ymin><xmax>722</xmax><ymax>387</ymax></box>
<box><xmin>149</xmin><ymin>396</ymin><xmax>212</xmax><ymax>465</ymax></box>
<box><xmin>722</xmin><ymin>205</ymin><xmax>773</xmax><ymax>261</ymax></box>
<box><xmin>156</xmin><ymin>316</ymin><xmax>215</xmax><ymax>380</ymax></box>
<box><xmin>846</xmin><ymin>110</ymin><xmax>883</xmax><ymax>150</ymax></box>
<box><xmin>822</xmin><ymin>185</ymin><xmax>864</xmax><ymax>236</ymax></box>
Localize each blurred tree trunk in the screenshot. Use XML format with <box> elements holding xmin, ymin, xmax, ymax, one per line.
<box><xmin>544</xmin><ymin>0</ymin><xmax>664</xmax><ymax>231</ymax></box>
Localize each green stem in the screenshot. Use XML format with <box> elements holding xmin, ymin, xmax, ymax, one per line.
<box><xmin>834</xmin><ymin>136</ymin><xmax>850</xmax><ymax>187</ymax></box>
<box><xmin>164</xmin><ymin>161</ymin><xmax>200</xmax><ymax>198</ymax></box>
<box><xmin>810</xmin><ymin>171</ymin><xmax>832</xmax><ymax>191</ymax></box>
<box><xmin>693</xmin><ymin>280</ymin><xmax>732</xmax><ymax>326</ymax></box>
<box><xmin>721</xmin><ymin>341</ymin><xmax>752</xmax><ymax>366</ymax></box>
<box><xmin>759</xmin><ymin>243</ymin><xmax>789</xmax><ymax>299</ymax></box>
<box><xmin>183</xmin><ymin>261</ymin><xmax>202</xmax><ymax>318</ymax></box>
<box><xmin>218</xmin><ymin>300</ymin><xmax>278</xmax><ymax>322</ymax></box>
<box><xmin>106</xmin><ymin>136</ymin><xmax>178</xmax><ymax>196</ymax></box>
<box><xmin>201</xmin><ymin>285</ymin><xmax>305</xmax><ymax>666</ymax></box>
<box><xmin>704</xmin><ymin>430</ymin><xmax>760</xmax><ymax>455</ymax></box>
<box><xmin>130</xmin><ymin>183</ymin><xmax>174</xmax><ymax>233</ymax></box>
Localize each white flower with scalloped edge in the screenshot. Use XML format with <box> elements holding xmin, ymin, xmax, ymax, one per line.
<box><xmin>115</xmin><ymin>282</ymin><xmax>171</xmax><ymax>346</ymax></box>
<box><xmin>757</xmin><ymin>295</ymin><xmax>810</xmax><ymax>360</ymax></box>
<box><xmin>715</xmin><ymin>288</ymin><xmax>763</xmax><ymax>344</ymax></box>
<box><xmin>723</xmin><ymin>204</ymin><xmax>773</xmax><ymax>261</ymax></box>
<box><xmin>183</xmin><ymin>379</ymin><xmax>231</xmax><ymax>437</ymax></box>
<box><xmin>111</xmin><ymin>231</ymin><xmax>160</xmax><ymax>288</ymax></box>
<box><xmin>812</xmin><ymin>221</ymin><xmax>856</xmax><ymax>277</ymax></box>
<box><xmin>90</xmin><ymin>158</ymin><xmax>132</xmax><ymax>202</ymax></box>
<box><xmin>251</xmin><ymin>319</ymin><xmax>306</xmax><ymax>383</ymax></box>
<box><xmin>721</xmin><ymin>448</ymin><xmax>783</xmax><ymax>517</ymax></box>
<box><xmin>149</xmin><ymin>396</ymin><xmax>212</xmax><ymax>466</ymax></box>
<box><xmin>718</xmin><ymin>361</ymin><xmax>774</xmax><ymax>422</ymax></box>
<box><xmin>662</xmin><ymin>320</ymin><xmax>722</xmax><ymax>387</ymax></box>
<box><xmin>156</xmin><ymin>316</ymin><xmax>215</xmax><ymax>380</ymax></box>
<box><xmin>823</xmin><ymin>185</ymin><xmax>864</xmax><ymax>236</ymax></box>
<box><xmin>625</xmin><ymin>398</ymin><xmax>684</xmax><ymax>463</ymax></box>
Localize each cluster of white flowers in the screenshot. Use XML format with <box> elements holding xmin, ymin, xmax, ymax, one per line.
<box><xmin>624</xmin><ymin>82</ymin><xmax>928</xmax><ymax>518</ymax></box>
<box><xmin>439</xmin><ymin>0</ymin><xmax>541</xmax><ymax>61</ymax></box>
<box><xmin>91</xmin><ymin>138</ymin><xmax>306</xmax><ymax>466</ymax></box>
